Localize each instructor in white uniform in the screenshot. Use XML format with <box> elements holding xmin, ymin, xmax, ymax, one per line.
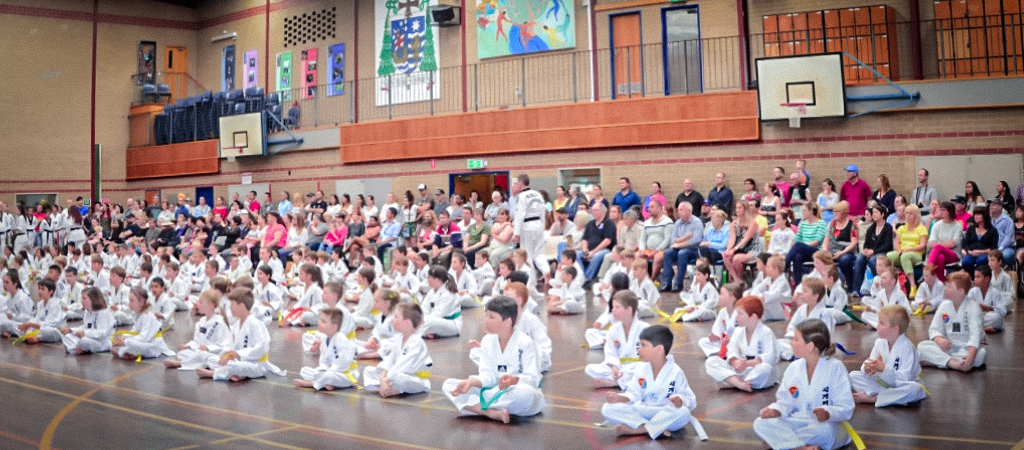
<box><xmin>512</xmin><ymin>174</ymin><xmax>550</xmax><ymax>279</ymax></box>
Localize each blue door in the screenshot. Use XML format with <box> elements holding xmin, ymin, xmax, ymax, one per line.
<box><xmin>195</xmin><ymin>186</ymin><xmax>214</xmax><ymax>211</ymax></box>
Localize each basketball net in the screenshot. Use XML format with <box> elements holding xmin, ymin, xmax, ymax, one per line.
<box><xmin>780</xmin><ymin>102</ymin><xmax>807</xmax><ymax>128</ymax></box>
<box><xmin>223</xmin><ymin>147</ymin><xmax>243</xmax><ymax>163</ymax></box>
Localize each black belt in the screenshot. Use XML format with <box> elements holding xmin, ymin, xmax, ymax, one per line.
<box><xmin>523</xmin><ymin>217</ymin><xmax>542</xmax><ymax>222</ymax></box>
<box><xmin>13</xmin><ymin>233</ymin><xmax>24</xmax><ymax>237</ymax></box>
<box><xmin>70</xmin><ymin>227</ymin><xmax>82</xmax><ymax>231</ymax></box>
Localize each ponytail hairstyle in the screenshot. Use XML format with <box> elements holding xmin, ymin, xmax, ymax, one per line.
<box><xmin>3</xmin><ymin>269</ymin><xmax>23</xmax><ymax>292</ymax></box>
<box><xmin>795</xmin><ymin>319</ymin><xmax>836</xmax><ymax>358</ymax></box>
<box><xmin>130</xmin><ymin>286</ymin><xmax>152</xmax><ymax>313</ymax></box>
<box><xmin>378</xmin><ymin>288</ymin><xmax>400</xmax><ymax>313</ymax></box>
<box><xmin>428</xmin><ymin>264</ymin><xmax>457</xmax><ymax>293</ymax></box>
<box><xmin>721</xmin><ymin>281</ymin><xmax>744</xmax><ymax>300</ymax></box>
<box><xmin>301</xmin><ymin>263</ymin><xmax>324</xmax><ymax>288</ymax></box>
<box><xmin>357</xmin><ymin>266</ymin><xmax>377</xmax><ymax>294</ymax></box>
<box><xmin>608</xmin><ymin>272</ymin><xmax>631</xmax><ymax>313</ymax></box>
<box><xmin>694</xmin><ymin>264</ymin><xmax>718</xmax><ymax>289</ymax></box>
<box><xmin>199</xmin><ymin>289</ymin><xmax>230</xmax><ymax>325</ymax></box>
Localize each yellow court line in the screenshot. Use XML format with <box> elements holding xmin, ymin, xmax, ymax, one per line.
<box><xmin>547</xmin><ymin>364</ymin><xmax>588</xmax><ymax>377</ymax></box>
<box><xmin>8</xmin><ymin>377</ymin><xmax>309</xmax><ymax>450</ymax></box>
<box><xmin>854</xmin><ymin>430</ymin><xmax>1017</xmax><ymax>446</ymax></box>
<box><xmin>207</xmin><ymin>425</ymin><xmax>304</xmax><ymax>446</ymax></box>
<box><xmin>40</xmin><ymin>364</ymin><xmax>157</xmax><ymax>450</ymax></box>
<box><xmin>1011</xmin><ymin>436</ymin><xmax>1024</xmax><ymax>450</ymax></box>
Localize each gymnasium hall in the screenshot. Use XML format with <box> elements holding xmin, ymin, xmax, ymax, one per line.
<box><xmin>1</xmin><ymin>0</ymin><xmax>1023</xmax><ymax>448</ymax></box>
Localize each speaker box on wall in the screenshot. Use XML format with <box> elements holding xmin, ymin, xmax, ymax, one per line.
<box><xmin>430</xmin><ymin>5</ymin><xmax>461</xmax><ymax>26</ymax></box>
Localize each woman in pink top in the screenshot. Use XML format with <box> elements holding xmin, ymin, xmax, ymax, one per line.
<box><xmin>642</xmin><ymin>182</ymin><xmax>666</xmax><ymax>220</ymax></box>
<box><xmin>322</xmin><ymin>213</ymin><xmax>349</xmax><ymax>252</ymax></box>
<box><xmin>262</xmin><ymin>212</ymin><xmax>287</xmax><ymax>249</ymax></box>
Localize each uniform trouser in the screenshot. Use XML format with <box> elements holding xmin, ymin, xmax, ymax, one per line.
<box><xmin>210</xmin><ymin>359</ymin><xmax>270</xmax><ymax>381</ymax></box>
<box><xmin>849</xmin><ymin>370</ymin><xmax>927</xmax><ymax>407</ymax></box>
<box><xmin>753</xmin><ymin>415</ymin><xmax>849</xmax><ymax>450</ymax></box>
<box><xmin>704</xmin><ymin>357</ymin><xmax>776</xmax><ymax>389</ymax></box>
<box><xmin>519</xmin><ymin>228</ymin><xmax>549</xmax><ymax>277</ymax></box>
<box><xmin>585</xmin><ymin>328</ymin><xmax>608</xmax><ymax>349</ymax></box>
<box><xmin>363</xmin><ymin>365</ymin><xmax>430</xmax><ymax>394</ymax></box>
<box><xmin>442</xmin><ymin>379</ymin><xmax>545</xmax><ymax>417</ymax></box>
<box><xmin>917</xmin><ymin>341</ymin><xmax>986</xmax><ymax>369</ymax></box>
<box><xmin>602</xmin><ymin>402</ymin><xmax>692</xmax><ymax>439</ymax></box>
<box><xmin>585</xmin><ymin>363</ymin><xmax>637</xmax><ymax>390</ymax></box>
<box><xmin>420</xmin><ymin>317</ymin><xmax>460</xmax><ymax>338</ymax></box>
<box><xmin>0</xmin><ymin>322</ymin><xmax>62</xmax><ymax>342</ymax></box>
<box><xmin>697</xmin><ymin>337</ymin><xmax>726</xmax><ymax>358</ymax></box>
<box><xmin>299</xmin><ymin>366</ymin><xmax>356</xmax><ymax>390</ymax></box>
<box><xmin>62</xmin><ymin>334</ymin><xmax>110</xmax><ymax>353</ymax></box>
<box><xmin>175</xmin><ymin>349</ymin><xmax>218</xmax><ymax>370</ymax></box>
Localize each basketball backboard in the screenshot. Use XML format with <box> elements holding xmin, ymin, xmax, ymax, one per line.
<box><xmin>756</xmin><ymin>53</ymin><xmax>847</xmax><ymax>122</ymax></box>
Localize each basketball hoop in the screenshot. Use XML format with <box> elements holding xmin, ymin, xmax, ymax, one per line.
<box><xmin>223</xmin><ymin>147</ymin><xmax>243</xmax><ymax>163</ymax></box>
<box><xmin>780</xmin><ymin>102</ymin><xmax>807</xmax><ymax>128</ymax></box>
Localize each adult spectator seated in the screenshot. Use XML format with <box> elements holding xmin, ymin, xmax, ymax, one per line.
<box><xmin>642</xmin><ymin>182</ymin><xmax>667</xmax><ymax>220</ymax></box>
<box><xmin>588</xmin><ymin>185</ymin><xmax>610</xmax><ymax>211</ymax></box>
<box><xmin>278</xmin><ymin>214</ymin><xmax>308</xmax><ymax>264</ymax></box>
<box><xmin>415</xmin><ymin>184</ymin><xmax>435</xmax><ymax>223</ymax></box>
<box><xmin>430</xmin><ymin>210</ymin><xmax>462</xmax><ymax>268</ymax></box>
<box><xmin>759</xmin><ymin>182</ymin><xmax>781</xmax><ymax>228</ymax></box>
<box><xmin>951</xmin><ymin>196</ymin><xmax>971</xmax><ymax>230</ymax></box>
<box><xmin>964</xmin><ymin>181</ymin><xmax>985</xmax><ymax>213</ymax></box>
<box><xmin>484</xmin><ymin>190</ymin><xmax>506</xmax><ymax>225</ymax></box>
<box><xmin>886</xmin><ymin>204</ymin><xmax>928</xmax><ymax>296</ymax></box>
<box><xmin>839</xmin><ymin>164</ymin><xmax>872</xmax><ymax>219</ymax></box>
<box><xmin>961</xmin><ymin>205</ymin><xmax>999</xmax><ymax>277</ymax></box>
<box><xmin>872</xmin><ymin>174</ymin><xmax>897</xmax><ymax>218</ymax></box>
<box><xmin>612</xmin><ymin>177</ymin><xmax>642</xmax><ymax>214</ymax></box>
<box><xmin>706</xmin><ymin>172</ymin><xmax>734</xmax><ymax>215</ymax></box>
<box><xmin>924</xmin><ymin>201</ymin><xmax>963</xmax><ymax>283</ymax></box>
<box><xmin>463</xmin><ymin>207</ymin><xmax>491</xmax><ymax>268</ymax></box>
<box><xmin>377</xmin><ymin>206</ymin><xmax>403</xmax><ymax>263</ymax></box>
<box><xmin>576</xmin><ymin>203</ymin><xmax>616</xmax><ymax>284</ymax></box>
<box><xmin>722</xmin><ymin>200</ymin><xmax>762</xmax><ymax>283</ymax></box>
<box><xmin>785</xmin><ymin>202</ymin><xmax>827</xmax><ymax>286</ymax></box>
<box><xmin>700</xmin><ymin>210</ymin><xmax>731</xmax><ymax>263</ymax></box>
<box><xmin>989</xmin><ymin>200</ymin><xmax>1015</xmax><ymax>266</ymax></box>
<box><xmin>153</xmin><ymin>219</ymin><xmax>181</xmax><ymax>250</ymax></box>
<box><xmin>660</xmin><ymin>202</ymin><xmax>703</xmax><ymax>291</ymax></box>
<box><xmin>305</xmin><ymin>213</ymin><xmax>329</xmax><ymax>251</ymax></box>
<box><xmin>565</xmin><ymin>186</ymin><xmax>585</xmax><ymax>221</ymax></box>
<box><xmin>674</xmin><ymin>178</ymin><xmax>704</xmax><ymax>214</ymax></box>
<box><xmin>995</xmin><ymin>181</ymin><xmax>1015</xmax><ymax>216</ymax></box>
<box><xmin>909</xmin><ymin>168</ymin><xmax>937</xmax><ymax>220</ymax></box>
<box><xmin>414</xmin><ymin>210</ymin><xmax>437</xmax><ymax>252</ymax></box>
<box><xmin>597</xmin><ymin>208</ymin><xmax>641</xmax><ymax>279</ymax></box>
<box><xmin>554</xmin><ymin>211</ymin><xmax>590</xmax><ymax>265</ymax></box>
<box><xmin>887</xmin><ymin>195</ymin><xmax>907</xmax><ymax>229</ymax></box>
<box><xmin>639</xmin><ymin>200</ymin><xmax>672</xmax><ymax>282</ymax></box>
<box><xmin>548</xmin><ymin>208</ymin><xmax>572</xmax><ymax>237</ymax></box>
<box><xmin>191</xmin><ymin>196</ymin><xmax>211</xmax><ymax>219</ymax></box>
<box><xmin>853</xmin><ymin>205</ymin><xmax>894</xmax><ymax>294</ymax></box>
<box><xmin>823</xmin><ymin>201</ymin><xmax>859</xmax><ymax>292</ymax></box>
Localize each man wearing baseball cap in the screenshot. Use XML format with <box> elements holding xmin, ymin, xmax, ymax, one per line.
<box><xmin>839</xmin><ymin>164</ymin><xmax>871</xmax><ymax>219</ymax></box>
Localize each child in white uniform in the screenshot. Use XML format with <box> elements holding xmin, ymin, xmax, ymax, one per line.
<box><xmin>389</xmin><ymin>255</ymin><xmax>421</xmax><ymax>305</ymax></box>
<box><xmin>851</xmin><ymin>305</ymin><xmax>928</xmax><ymax>407</ymax></box>
<box><xmin>282</xmin><ymin>264</ymin><xmax>325</xmax><ymax>327</ymax></box>
<box><xmin>420</xmin><ymin>266</ymin><xmax>462</xmax><ymax>338</ymax></box>
<box><xmin>164</xmin><ymin>290</ymin><xmax>233</xmax><ymax>370</ymax></box>
<box><xmin>107</xmin><ymin>267</ymin><xmax>134</xmax><ymax>326</ymax></box>
<box><xmin>750</xmin><ymin>255</ymin><xmax>790</xmax><ymax>321</ymax></box>
<box><xmin>60</xmin><ymin>267</ymin><xmax>85</xmax><ymax>321</ymax></box>
<box><xmin>449</xmin><ymin>252</ymin><xmax>479</xmax><ymax>309</ymax></box>
<box><xmin>629</xmin><ymin>259</ymin><xmax>661</xmax><ymax>319</ymax></box>
<box><xmin>777</xmin><ymin>278</ymin><xmax>837</xmax><ymax>361</ymax></box>
<box><xmin>253</xmin><ymin>266</ymin><xmax>286</xmax><ymax>325</ymax></box>
<box><xmin>987</xmin><ymin>250</ymin><xmax>1014</xmax><ymax>311</ymax></box>
<box><xmin>472</xmin><ymin>251</ymin><xmax>496</xmax><ymax>301</ymax></box>
<box><xmin>697</xmin><ymin>282</ymin><xmax>741</xmax><ymax>357</ymax></box>
<box><xmin>355</xmin><ymin>289</ymin><xmax>399</xmax><ymax>358</ymax></box>
<box><xmin>593</xmin><ymin>247</ymin><xmax>628</xmax><ymax>302</ymax></box>
<box><xmin>363</xmin><ymin>303</ymin><xmax>434</xmax><ymax>396</ymax></box>
<box><xmin>110</xmin><ymin>287</ymin><xmax>175</xmax><ymax>360</ymax></box>
<box><xmin>820</xmin><ymin>266</ymin><xmax>850</xmax><ymax>325</ymax></box>
<box><xmin>970</xmin><ymin>266</ymin><xmax>1006</xmax><ymax>332</ymax></box>
<box><xmin>482</xmin><ymin>258</ymin><xmax>513</xmax><ymax>307</ymax></box>
<box><xmin>547</xmin><ymin>266</ymin><xmax>586</xmax><ymax>315</ymax></box>
<box><xmin>6</xmin><ymin>279</ymin><xmax>65</xmax><ymax>344</ymax></box>
<box><xmin>586</xmin><ymin>291</ymin><xmax>650</xmax><ymax>389</ymax></box>
<box><xmin>196</xmin><ymin>287</ymin><xmax>287</xmax><ymax>381</ymax></box>
<box><xmin>918</xmin><ymin>271</ymin><xmax>985</xmax><ymax>372</ymax></box>
<box><xmin>675</xmin><ymin>264</ymin><xmax>719</xmax><ymax>322</ymax></box>
<box><xmin>443</xmin><ymin>296</ymin><xmax>545</xmax><ymax>423</ymax></box>
<box><xmin>862</xmin><ymin>268</ymin><xmax>911</xmax><ymax>329</ymax></box>
<box><xmin>585</xmin><ymin>273</ymin><xmax>631</xmax><ymax>349</ymax></box>
<box><xmin>601</xmin><ymin>325</ymin><xmax>704</xmax><ymax>440</ymax></box>
<box><xmin>293</xmin><ymin>307</ymin><xmax>359</xmax><ymax>391</ymax></box>
<box><xmin>754</xmin><ymin>319</ymin><xmax>854</xmax><ymax>450</ymax></box>
<box><xmin>150</xmin><ymin>279</ymin><xmax>176</xmax><ymax>331</ymax></box>
<box><xmin>346</xmin><ymin>267</ymin><xmax>378</xmax><ymax>330</ymax></box>
<box><xmin>471</xmin><ymin>283</ymin><xmax>552</xmax><ymax>373</ymax></box>
<box><xmin>911</xmin><ymin>264</ymin><xmax>945</xmax><ymax>314</ymax></box>
<box><xmin>61</xmin><ymin>287</ymin><xmax>115</xmax><ymax>354</ymax></box>
<box><xmin>705</xmin><ymin>296</ymin><xmax>780</xmax><ymax>391</ymax></box>
<box><xmin>303</xmin><ymin>281</ymin><xmax>356</xmax><ymax>353</ymax></box>
<box><xmin>0</xmin><ymin>270</ymin><xmax>34</xmax><ymax>337</ymax></box>
<box><xmin>164</xmin><ymin>262</ymin><xmax>191</xmax><ymax>311</ymax></box>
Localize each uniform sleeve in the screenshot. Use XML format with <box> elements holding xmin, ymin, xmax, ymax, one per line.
<box><xmin>85</xmin><ymin>310</ymin><xmax>116</xmax><ymax>341</ymax></box>
<box><xmin>861</xmin><ymin>339</ymin><xmax>883</xmax><ymax>373</ymax></box>
<box><xmin>768</xmin><ymin>365</ymin><xmax>799</xmax><ymax>416</ymax></box>
<box><xmin>235</xmin><ymin>320</ymin><xmax>271</xmax><ymax>361</ymax></box>
<box><xmin>207</xmin><ymin>319</ymin><xmax>233</xmax><ymax>355</ymax></box>
<box><xmin>671</xmin><ymin>366</ymin><xmax>698</xmax><ymax>411</ymax></box>
<box><xmin>602</xmin><ymin>325</ymin><xmax>623</xmax><ymax>367</ymax></box>
<box><xmin>878</xmin><ymin>339</ymin><xmax>915</xmax><ymax>385</ymax></box>
<box><xmin>966</xmin><ymin>302</ymin><xmax>983</xmax><ymax>349</ymax></box>
<box><xmin>471</xmin><ymin>336</ymin><xmax>499</xmax><ymax>387</ymax></box>
<box><xmin>516</xmin><ymin>335</ymin><xmax>543</xmax><ymax>388</ymax></box>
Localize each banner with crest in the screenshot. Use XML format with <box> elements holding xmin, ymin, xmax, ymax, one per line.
<box><xmin>375</xmin><ymin>0</ymin><xmax>441</xmax><ymax>106</ymax></box>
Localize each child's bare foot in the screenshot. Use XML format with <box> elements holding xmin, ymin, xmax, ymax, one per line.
<box><xmin>196</xmin><ymin>368</ymin><xmax>214</xmax><ymax>378</ymax></box>
<box><xmin>482</xmin><ymin>407</ymin><xmax>510</xmax><ymax>424</ymax></box>
<box><xmin>725</xmin><ymin>376</ymin><xmax>753</xmax><ymax>392</ymax></box>
<box><xmin>795</xmin><ymin>445</ymin><xmax>822</xmax><ymax>450</ymax></box>
<box><xmin>425</xmin><ymin>334</ymin><xmax>438</xmax><ymax>339</ymax></box>
<box><xmin>613</xmin><ymin>424</ymin><xmax>647</xmax><ymax>436</ymax></box>
<box><xmin>324</xmin><ymin>384</ymin><xmax>335</xmax><ymax>391</ymax></box>
<box><xmin>984</xmin><ymin>326</ymin><xmax>997</xmax><ymax>334</ymax></box>
<box><xmin>852</xmin><ymin>392</ymin><xmax>877</xmax><ymax>404</ymax></box>
<box><xmin>122</xmin><ymin>353</ymin><xmax>137</xmax><ymax>361</ymax></box>
<box><xmin>75</xmin><ymin>347</ymin><xmax>85</xmax><ymax>355</ymax></box>
<box><xmin>229</xmin><ymin>375</ymin><xmax>245</xmax><ymax>382</ymax></box>
<box><xmin>1</xmin><ymin>332</ymin><xmax>11</xmax><ymax>338</ymax></box>
<box><xmin>26</xmin><ymin>337</ymin><xmax>40</xmax><ymax>344</ymax></box>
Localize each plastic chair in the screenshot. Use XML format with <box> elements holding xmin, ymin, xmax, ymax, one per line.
<box><xmin>285</xmin><ymin>105</ymin><xmax>300</xmax><ymax>129</ymax></box>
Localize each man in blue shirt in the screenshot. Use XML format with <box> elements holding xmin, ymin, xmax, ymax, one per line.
<box><xmin>191</xmin><ymin>196</ymin><xmax>211</xmax><ymax>218</ymax></box>
<box><xmin>277</xmin><ymin>191</ymin><xmax>292</xmax><ymax>216</ymax></box>
<box><xmin>989</xmin><ymin>200</ymin><xmax>1015</xmax><ymax>266</ymax></box>
<box><xmin>661</xmin><ymin>202</ymin><xmax>704</xmax><ymax>291</ymax></box>
<box><xmin>706</xmin><ymin>172</ymin><xmax>734</xmax><ymax>216</ymax></box>
<box><xmin>174</xmin><ymin>194</ymin><xmax>190</xmax><ymax>218</ymax></box>
<box><xmin>612</xmin><ymin>177</ymin><xmax>642</xmax><ymax>214</ymax></box>
<box><xmin>378</xmin><ymin>206</ymin><xmax>402</xmax><ymax>262</ymax></box>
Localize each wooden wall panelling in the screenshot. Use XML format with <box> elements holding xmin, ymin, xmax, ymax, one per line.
<box><xmin>126</xmin><ymin>140</ymin><xmax>220</xmax><ymax>180</ymax></box>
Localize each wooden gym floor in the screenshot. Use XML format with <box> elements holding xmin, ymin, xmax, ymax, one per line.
<box><xmin>2</xmin><ymin>290</ymin><xmax>1023</xmax><ymax>450</ymax></box>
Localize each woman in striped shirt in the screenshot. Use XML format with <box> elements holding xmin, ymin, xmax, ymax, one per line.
<box><xmin>785</xmin><ymin>203</ymin><xmax>827</xmax><ymax>286</ymax></box>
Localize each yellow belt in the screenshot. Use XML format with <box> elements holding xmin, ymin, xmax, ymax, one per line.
<box><xmin>12</xmin><ymin>329</ymin><xmax>41</xmax><ymax>345</ymax></box>
<box><xmin>111</xmin><ymin>330</ymin><xmax>163</xmax><ymax>361</ymax></box>
<box><xmin>620</xmin><ymin>357</ymin><xmax>641</xmax><ymax>364</ymax></box>
<box><xmin>342</xmin><ymin>361</ymin><xmax>362</xmax><ymax>389</ymax></box>
<box><xmin>841</xmin><ymin>421</ymin><xmax>866</xmax><ymax>450</ymax></box>
<box><xmin>414</xmin><ymin>370</ymin><xmax>432</xmax><ymax>380</ymax></box>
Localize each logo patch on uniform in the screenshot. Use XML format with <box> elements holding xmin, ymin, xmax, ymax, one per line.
<box><xmin>789</xmin><ymin>386</ymin><xmax>799</xmax><ymax>398</ymax></box>
<box><xmin>638</xmin><ymin>378</ymin><xmax>647</xmax><ymax>389</ymax></box>
<box><xmin>613</xmin><ymin>340</ymin><xmax>621</xmax><ymax>350</ymax></box>
<box><xmin>942</xmin><ymin>313</ymin><xmax>950</xmax><ymax>323</ymax></box>
<box><xmin>952</xmin><ymin>322</ymin><xmax>961</xmax><ymax>333</ymax></box>
<box><xmin>497</xmin><ymin>365</ymin><xmax>507</xmax><ymax>373</ymax></box>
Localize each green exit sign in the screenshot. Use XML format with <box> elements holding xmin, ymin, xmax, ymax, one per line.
<box><xmin>467</xmin><ymin>159</ymin><xmax>487</xmax><ymax>170</ymax></box>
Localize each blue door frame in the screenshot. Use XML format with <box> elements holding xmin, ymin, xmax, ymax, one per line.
<box><xmin>661</xmin><ymin>4</ymin><xmax>703</xmax><ymax>96</ymax></box>
<box><xmin>609</xmin><ymin>11</ymin><xmax>644</xmax><ymax>100</ymax></box>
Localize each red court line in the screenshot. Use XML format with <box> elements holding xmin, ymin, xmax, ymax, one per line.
<box><xmin>0</xmin><ymin>428</ymin><xmax>60</xmax><ymax>450</ymax></box>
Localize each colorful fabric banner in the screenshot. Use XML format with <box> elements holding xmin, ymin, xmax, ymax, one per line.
<box><xmin>244</xmin><ymin>49</ymin><xmax>258</xmax><ymax>90</ymax></box>
<box><xmin>276</xmin><ymin>51</ymin><xmax>293</xmax><ymax>101</ymax></box>
<box><xmin>301</xmin><ymin>48</ymin><xmax>318</xmax><ymax>99</ymax></box>
<box><xmin>374</xmin><ymin>0</ymin><xmax>441</xmax><ymax>106</ymax></box>
<box><xmin>327</xmin><ymin>43</ymin><xmax>345</xmax><ymax>96</ymax></box>
<box><xmin>476</xmin><ymin>0</ymin><xmax>576</xmax><ymax>59</ymax></box>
